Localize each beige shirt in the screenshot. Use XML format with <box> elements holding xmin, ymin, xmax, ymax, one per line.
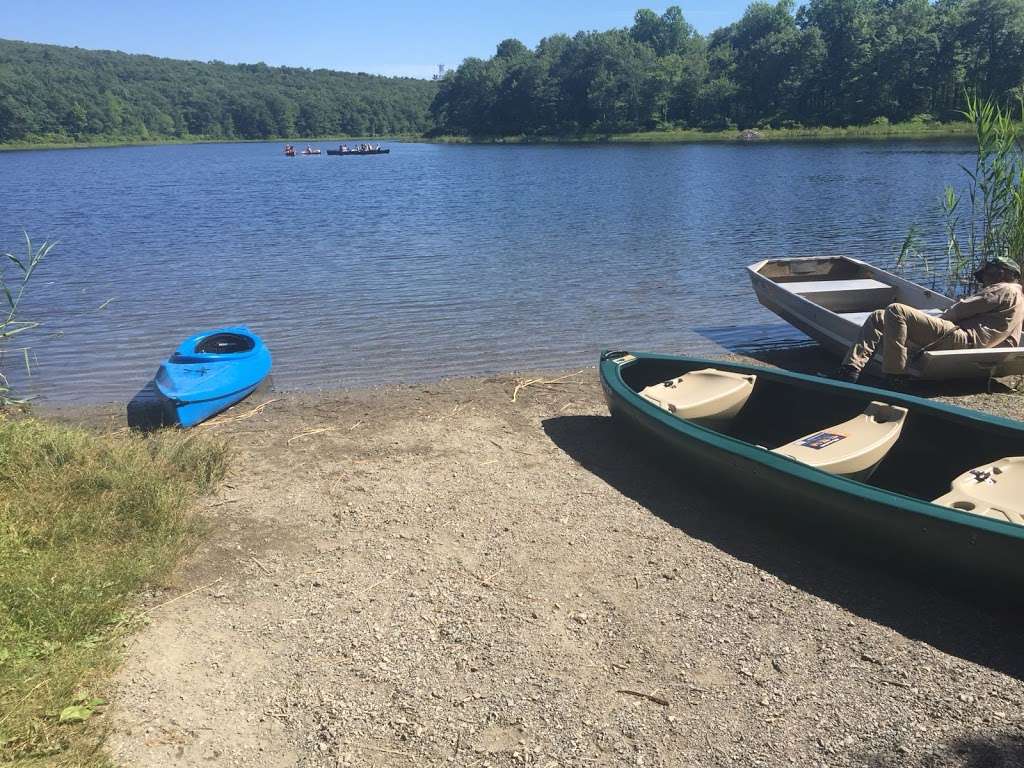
<box><xmin>941</xmin><ymin>281</ymin><xmax>1024</xmax><ymax>348</ymax></box>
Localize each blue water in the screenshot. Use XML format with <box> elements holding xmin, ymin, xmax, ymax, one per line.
<box><xmin>0</xmin><ymin>138</ymin><xmax>973</xmax><ymax>403</ymax></box>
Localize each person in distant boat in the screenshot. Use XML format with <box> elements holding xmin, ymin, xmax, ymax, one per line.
<box><xmin>836</xmin><ymin>255</ymin><xmax>1023</xmax><ymax>385</ymax></box>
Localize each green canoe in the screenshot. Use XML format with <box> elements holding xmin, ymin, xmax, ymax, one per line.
<box><xmin>599</xmin><ymin>350</ymin><xmax>1024</xmax><ymax>595</ymax></box>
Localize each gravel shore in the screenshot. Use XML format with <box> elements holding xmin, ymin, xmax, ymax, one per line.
<box><xmin>47</xmin><ymin>354</ymin><xmax>1024</xmax><ymax>767</ymax></box>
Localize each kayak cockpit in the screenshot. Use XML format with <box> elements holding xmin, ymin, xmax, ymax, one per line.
<box><xmin>195</xmin><ymin>332</ymin><xmax>256</xmax><ymax>354</ymax></box>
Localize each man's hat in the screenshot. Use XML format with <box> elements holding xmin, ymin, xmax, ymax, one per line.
<box><xmin>974</xmin><ymin>255</ymin><xmax>1022</xmax><ymax>281</ymax></box>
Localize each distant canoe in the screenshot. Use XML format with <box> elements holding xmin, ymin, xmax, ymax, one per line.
<box><xmin>326</xmin><ymin>148</ymin><xmax>390</xmax><ymax>156</ymax></box>
<box><xmin>747</xmin><ymin>256</ymin><xmax>1024</xmax><ymax>380</ymax></box>
<box><xmin>128</xmin><ymin>327</ymin><xmax>272</xmax><ymax>429</ymax></box>
<box><xmin>301</xmin><ymin>149</ymin><xmax>321</xmax><ymax>155</ymax></box>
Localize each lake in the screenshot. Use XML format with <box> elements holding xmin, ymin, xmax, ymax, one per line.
<box><xmin>0</xmin><ymin>138</ymin><xmax>974</xmax><ymax>403</ymax></box>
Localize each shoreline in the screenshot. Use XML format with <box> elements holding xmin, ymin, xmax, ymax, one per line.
<box><xmin>0</xmin><ymin>122</ymin><xmax>975</xmax><ymax>153</ymax></box>
<box><xmin>37</xmin><ymin>347</ymin><xmax>1022</xmax><ymax>424</ymax></box>
<box><xmin>0</xmin><ymin>133</ymin><xmax>422</xmax><ymax>153</ymax></box>
<box><xmin>423</xmin><ymin>121</ymin><xmax>975</xmax><ymax>145</ymax></box>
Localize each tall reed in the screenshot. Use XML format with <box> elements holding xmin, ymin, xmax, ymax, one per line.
<box><xmin>899</xmin><ymin>94</ymin><xmax>1024</xmax><ymax>296</ymax></box>
<box><xmin>0</xmin><ymin>234</ymin><xmax>57</xmax><ymax>404</ymax></box>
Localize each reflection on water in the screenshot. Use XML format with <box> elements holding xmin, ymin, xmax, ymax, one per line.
<box><xmin>0</xmin><ymin>138</ymin><xmax>973</xmax><ymax>403</ymax></box>
<box><xmin>693</xmin><ymin>324</ymin><xmax>816</xmax><ymax>354</ymax></box>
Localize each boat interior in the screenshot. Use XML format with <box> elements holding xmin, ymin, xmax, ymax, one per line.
<box><xmin>621</xmin><ymin>357</ymin><xmax>1024</xmax><ymax>522</ymax></box>
<box><xmin>195</xmin><ymin>333</ymin><xmax>255</xmax><ymax>354</ymax></box>
<box><xmin>754</xmin><ymin>257</ymin><xmax>947</xmax><ymax>324</ymax></box>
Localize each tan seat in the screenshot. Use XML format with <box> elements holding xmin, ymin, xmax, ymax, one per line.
<box><xmin>639</xmin><ymin>369</ymin><xmax>756</xmax><ymax>424</ymax></box>
<box><xmin>933</xmin><ymin>457</ymin><xmax>1024</xmax><ymax>525</ymax></box>
<box><xmin>772</xmin><ymin>401</ymin><xmax>908</xmax><ymax>480</ymax></box>
<box><xmin>780</xmin><ymin>278</ymin><xmax>897</xmax><ymax>312</ymax></box>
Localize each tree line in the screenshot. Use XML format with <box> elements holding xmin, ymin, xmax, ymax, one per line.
<box><xmin>430</xmin><ymin>0</ymin><xmax>1024</xmax><ymax>136</ymax></box>
<box><xmin>3</xmin><ymin>1</ymin><xmax>1023</xmax><ymax>145</ymax></box>
<box><xmin>0</xmin><ymin>39</ymin><xmax>438</xmax><ymax>143</ymax></box>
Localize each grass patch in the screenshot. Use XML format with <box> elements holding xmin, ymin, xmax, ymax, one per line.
<box><xmin>426</xmin><ymin>121</ymin><xmax>977</xmax><ymax>145</ymax></box>
<box><xmin>0</xmin><ymin>417</ymin><xmax>226</xmax><ymax>765</ymax></box>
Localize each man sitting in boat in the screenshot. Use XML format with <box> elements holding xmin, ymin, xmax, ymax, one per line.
<box><xmin>837</xmin><ymin>255</ymin><xmax>1023</xmax><ymax>384</ymax></box>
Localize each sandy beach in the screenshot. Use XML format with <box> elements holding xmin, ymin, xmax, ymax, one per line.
<box><xmin>43</xmin><ymin>352</ymin><xmax>1024</xmax><ymax>768</ymax></box>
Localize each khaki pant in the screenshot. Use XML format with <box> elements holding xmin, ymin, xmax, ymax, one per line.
<box><xmin>842</xmin><ymin>303</ymin><xmax>973</xmax><ymax>374</ymax></box>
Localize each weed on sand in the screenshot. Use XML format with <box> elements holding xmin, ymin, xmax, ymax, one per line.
<box><xmin>0</xmin><ymin>417</ymin><xmax>226</xmax><ymax>765</ymax></box>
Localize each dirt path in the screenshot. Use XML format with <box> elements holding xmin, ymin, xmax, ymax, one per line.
<box><xmin>57</xmin><ymin>367</ymin><xmax>1024</xmax><ymax>767</ymax></box>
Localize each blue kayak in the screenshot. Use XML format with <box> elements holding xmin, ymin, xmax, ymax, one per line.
<box><xmin>129</xmin><ymin>327</ymin><xmax>272</xmax><ymax>429</ymax></box>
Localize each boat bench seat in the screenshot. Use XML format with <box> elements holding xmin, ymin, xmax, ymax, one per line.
<box><xmin>782</xmin><ymin>279</ymin><xmax>897</xmax><ymax>312</ymax></box>
<box><xmin>772</xmin><ymin>401</ymin><xmax>908</xmax><ymax>480</ymax></box>
<box><xmin>640</xmin><ymin>369</ymin><xmax>757</xmax><ymax>424</ymax></box>
<box><xmin>933</xmin><ymin>457</ymin><xmax>1024</xmax><ymax>525</ymax></box>
<box><xmin>839</xmin><ymin>308</ymin><xmax>944</xmax><ymax>327</ymax></box>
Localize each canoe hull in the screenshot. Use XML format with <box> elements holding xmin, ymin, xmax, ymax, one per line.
<box><xmin>600</xmin><ymin>351</ymin><xmax>1024</xmax><ymax>598</ymax></box>
<box><xmin>325</xmin><ymin>149</ymin><xmax>390</xmax><ymax>156</ymax></box>
<box><xmin>747</xmin><ymin>256</ymin><xmax>1024</xmax><ymax>379</ymax></box>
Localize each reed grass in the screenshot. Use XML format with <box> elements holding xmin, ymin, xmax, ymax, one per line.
<box><xmin>0</xmin><ymin>418</ymin><xmax>226</xmax><ymax>765</ymax></box>
<box><xmin>899</xmin><ymin>95</ymin><xmax>1024</xmax><ymax>295</ymax></box>
<box><xmin>1</xmin><ymin>236</ymin><xmax>57</xmax><ymax>405</ymax></box>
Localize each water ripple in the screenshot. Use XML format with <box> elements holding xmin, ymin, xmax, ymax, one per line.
<box><xmin>0</xmin><ymin>138</ymin><xmax>974</xmax><ymax>402</ymax></box>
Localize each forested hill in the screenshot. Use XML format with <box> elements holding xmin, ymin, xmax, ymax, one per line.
<box><xmin>431</xmin><ymin>0</ymin><xmax>1024</xmax><ymax>136</ymax></box>
<box><xmin>0</xmin><ymin>39</ymin><xmax>438</xmax><ymax>144</ymax></box>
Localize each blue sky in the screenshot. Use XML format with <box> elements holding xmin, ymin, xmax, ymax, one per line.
<box><xmin>5</xmin><ymin>1</ymin><xmax>759</xmax><ymax>79</ymax></box>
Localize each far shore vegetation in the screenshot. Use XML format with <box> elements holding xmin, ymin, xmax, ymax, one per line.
<box><xmin>0</xmin><ymin>119</ymin><xmax>979</xmax><ymax>153</ymax></box>
<box><xmin>3</xmin><ymin>1</ymin><xmax>1024</xmax><ymax>150</ymax></box>
<box><xmin>0</xmin><ymin>132</ymin><xmax>423</xmax><ymax>153</ymax></box>
<box><xmin>426</xmin><ymin>118</ymin><xmax>977</xmax><ymax>145</ymax></box>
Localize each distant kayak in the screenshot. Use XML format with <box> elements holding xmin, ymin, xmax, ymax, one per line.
<box><xmin>326</xmin><ymin>148</ymin><xmax>390</xmax><ymax>156</ymax></box>
<box><xmin>128</xmin><ymin>327</ymin><xmax>272</xmax><ymax>429</ymax></box>
<box><xmin>302</xmin><ymin>148</ymin><xmax>321</xmax><ymax>155</ymax></box>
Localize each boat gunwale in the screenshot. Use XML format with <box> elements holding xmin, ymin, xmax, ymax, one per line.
<box><xmin>600</xmin><ymin>350</ymin><xmax>1024</xmax><ymax>541</ymax></box>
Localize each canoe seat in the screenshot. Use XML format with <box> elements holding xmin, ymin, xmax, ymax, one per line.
<box><xmin>640</xmin><ymin>369</ymin><xmax>756</xmax><ymax>424</ymax></box>
<box><xmin>782</xmin><ymin>279</ymin><xmax>897</xmax><ymax>312</ymax></box>
<box><xmin>772</xmin><ymin>401</ymin><xmax>908</xmax><ymax>480</ymax></box>
<box><xmin>933</xmin><ymin>457</ymin><xmax>1024</xmax><ymax>525</ymax></box>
